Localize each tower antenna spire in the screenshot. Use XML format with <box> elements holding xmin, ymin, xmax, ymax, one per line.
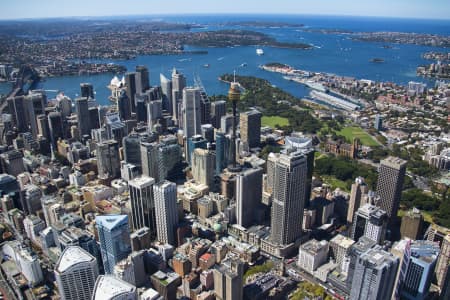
<box><xmin>233</xmin><ymin>70</ymin><xmax>236</xmax><ymax>83</ymax></box>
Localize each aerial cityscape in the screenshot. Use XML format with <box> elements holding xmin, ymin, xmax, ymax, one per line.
<box><xmin>0</xmin><ymin>1</ymin><xmax>449</xmax><ymax>299</ymax></box>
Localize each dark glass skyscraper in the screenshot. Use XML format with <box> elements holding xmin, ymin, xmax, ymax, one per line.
<box><xmin>375</xmin><ymin>156</ymin><xmax>407</xmax><ymax>221</ymax></box>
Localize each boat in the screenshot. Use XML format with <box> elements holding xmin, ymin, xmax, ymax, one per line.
<box><xmin>256</xmin><ymin>48</ymin><xmax>264</xmax><ymax>55</ymax></box>
<box><xmin>370</xmin><ymin>58</ymin><xmax>385</xmax><ymax>63</ymax></box>
<box><xmin>239</xmin><ymin>63</ymin><xmax>247</xmax><ymax>67</ymax></box>
<box><xmin>203</xmin><ymin>64</ymin><xmax>210</xmax><ymax>68</ymax></box>
<box><xmin>304</xmin><ymin>80</ymin><xmax>329</xmax><ymax>93</ymax></box>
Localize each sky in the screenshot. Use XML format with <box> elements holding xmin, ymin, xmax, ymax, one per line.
<box><xmin>0</xmin><ymin>0</ymin><xmax>449</xmax><ymax>20</ymax></box>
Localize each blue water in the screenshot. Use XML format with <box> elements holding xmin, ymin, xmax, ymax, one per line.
<box><xmin>1</xmin><ymin>14</ymin><xmax>449</xmax><ymax>105</ymax></box>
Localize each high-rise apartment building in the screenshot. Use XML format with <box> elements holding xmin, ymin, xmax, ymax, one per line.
<box><xmin>54</xmin><ymin>246</ymin><xmax>99</xmax><ymax>300</ymax></box>
<box><xmin>236</xmin><ymin>167</ymin><xmax>263</xmax><ymax>228</ymax></box>
<box><xmin>153</xmin><ymin>180</ymin><xmax>179</xmax><ymax>245</ymax></box>
<box><xmin>128</xmin><ymin>176</ymin><xmax>156</xmax><ymax>234</ymax></box>
<box><xmin>376</xmin><ymin>156</ymin><xmax>407</xmax><ymax>220</ymax></box>
<box><xmin>350</xmin><ymin>246</ymin><xmax>399</xmax><ymax>300</ymax></box>
<box><xmin>96</xmin><ymin>215</ymin><xmax>132</xmax><ymax>274</ymax></box>
<box><xmin>268</xmin><ymin>150</ymin><xmax>308</xmax><ymax>245</ymax></box>
<box><xmin>239</xmin><ymin>110</ymin><xmax>261</xmax><ymax>149</ymax></box>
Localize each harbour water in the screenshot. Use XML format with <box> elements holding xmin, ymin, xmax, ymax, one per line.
<box><xmin>1</xmin><ymin>14</ymin><xmax>449</xmax><ymax>105</ymax></box>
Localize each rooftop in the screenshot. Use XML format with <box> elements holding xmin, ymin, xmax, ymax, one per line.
<box><xmin>55</xmin><ymin>246</ymin><xmax>95</xmax><ymax>273</ymax></box>
<box><xmin>300</xmin><ymin>239</ymin><xmax>329</xmax><ymax>255</ymax></box>
<box><xmin>128</xmin><ymin>175</ymin><xmax>155</xmax><ymax>188</ymax></box>
<box><xmin>93</xmin><ymin>275</ymin><xmax>136</xmax><ymax>299</ymax></box>
<box><xmin>360</xmin><ymin>247</ymin><xmax>398</xmax><ymax>268</ymax></box>
<box><xmin>380</xmin><ymin>156</ymin><xmax>407</xmax><ymax>169</ymax></box>
<box><xmin>330</xmin><ymin>234</ymin><xmax>355</xmax><ymax>249</ymax></box>
<box><xmin>95</xmin><ymin>215</ymin><xmax>128</xmax><ymax>231</ymax></box>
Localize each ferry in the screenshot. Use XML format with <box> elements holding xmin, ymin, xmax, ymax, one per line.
<box><xmin>304</xmin><ymin>80</ymin><xmax>329</xmax><ymax>93</ymax></box>
<box><xmin>256</xmin><ymin>48</ymin><xmax>264</xmax><ymax>55</ymax></box>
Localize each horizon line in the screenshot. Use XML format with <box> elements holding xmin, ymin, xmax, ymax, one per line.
<box><xmin>1</xmin><ymin>12</ymin><xmax>450</xmax><ymax>22</ymax></box>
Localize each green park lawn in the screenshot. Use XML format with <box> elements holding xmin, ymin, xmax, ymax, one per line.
<box><xmin>337</xmin><ymin>126</ymin><xmax>380</xmax><ymax>147</ymax></box>
<box><xmin>261</xmin><ymin>115</ymin><xmax>290</xmax><ymax>128</ymax></box>
<box><xmin>321</xmin><ymin>175</ymin><xmax>350</xmax><ymax>192</ymax></box>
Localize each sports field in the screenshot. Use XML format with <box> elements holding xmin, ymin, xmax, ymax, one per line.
<box><xmin>337</xmin><ymin>126</ymin><xmax>380</xmax><ymax>147</ymax></box>
<box><xmin>261</xmin><ymin>116</ymin><xmax>290</xmax><ymax>128</ymax></box>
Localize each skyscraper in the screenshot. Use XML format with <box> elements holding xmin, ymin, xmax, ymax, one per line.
<box><xmin>117</xmin><ymin>89</ymin><xmax>132</xmax><ymax>121</ymax></box>
<box><xmin>435</xmin><ymin>234</ymin><xmax>450</xmax><ymax>292</ymax></box>
<box><xmin>269</xmin><ymin>150</ymin><xmax>308</xmax><ymax>245</ymax></box>
<box><xmin>239</xmin><ymin>110</ymin><xmax>262</xmax><ymax>149</ymax></box>
<box><xmin>54</xmin><ymin>246</ymin><xmax>99</xmax><ymax>300</ymax></box>
<box><xmin>75</xmin><ymin>97</ymin><xmax>91</xmax><ymax>138</ymax></box>
<box><xmin>400</xmin><ymin>240</ymin><xmax>440</xmax><ymax>300</ymax></box>
<box><xmin>347</xmin><ymin>177</ymin><xmax>369</xmax><ymax>224</ymax></box>
<box><xmin>153</xmin><ymin>180</ymin><xmax>179</xmax><ymax>246</ymax></box>
<box><xmin>160</xmin><ymin>73</ymin><xmax>173</xmax><ymax>115</ymax></box>
<box><xmin>80</xmin><ymin>83</ymin><xmax>94</xmax><ymax>99</ymax></box>
<box><xmin>200</xmin><ymin>90</ymin><xmax>211</xmax><ymax>125</ymax></box>
<box><xmin>48</xmin><ymin>112</ymin><xmax>64</xmax><ymax>147</ymax></box>
<box><xmin>125</xmin><ymin>72</ymin><xmax>137</xmax><ymax>113</ymax></box>
<box><xmin>136</xmin><ymin>65</ymin><xmax>150</xmax><ymax>92</ymax></box>
<box><xmin>123</xmin><ymin>133</ymin><xmax>143</xmax><ymax>168</ymax></box>
<box><xmin>128</xmin><ymin>176</ymin><xmax>156</xmax><ymax>235</ymax></box>
<box><xmin>7</xmin><ymin>95</ymin><xmax>27</xmax><ymax>132</ymax></box>
<box><xmin>211</xmin><ymin>100</ymin><xmax>226</xmax><ymax>129</ymax></box>
<box><xmin>182</xmin><ymin>87</ymin><xmax>202</xmax><ymax>139</ymax></box>
<box><xmin>213</xmin><ymin>257</ymin><xmax>243</xmax><ymax>300</ymax></box>
<box><xmin>400</xmin><ymin>208</ymin><xmax>424</xmax><ymax>240</ymax></box>
<box><xmin>215</xmin><ymin>131</ymin><xmax>230</xmax><ymax>175</ymax></box>
<box><xmin>192</xmin><ymin>148</ymin><xmax>216</xmax><ymax>189</ymax></box>
<box><xmin>350</xmin><ymin>246</ymin><xmax>399</xmax><ymax>300</ymax></box>
<box><xmin>96</xmin><ymin>140</ymin><xmax>121</xmax><ymax>179</ymax></box>
<box><xmin>346</xmin><ymin>237</ymin><xmax>377</xmax><ymax>289</ymax></box>
<box><xmin>236</xmin><ymin>167</ymin><xmax>263</xmax><ymax>228</ymax></box>
<box><xmin>96</xmin><ymin>215</ymin><xmax>132</xmax><ymax>274</ymax></box>
<box><xmin>375</xmin><ymin>156</ymin><xmax>407</xmax><ymax>220</ymax></box>
<box><xmin>227</xmin><ymin>80</ymin><xmax>240</xmax><ymax>172</ymax></box>
<box><xmin>141</xmin><ymin>141</ymin><xmax>159</xmax><ymax>180</ymax></box>
<box><xmin>171</xmin><ymin>68</ymin><xmax>186</xmax><ymax>124</ymax></box>
<box><xmin>187</xmin><ymin>135</ymin><xmax>207</xmax><ymax>166</ymax></box>
<box><xmin>92</xmin><ymin>275</ymin><xmax>137</xmax><ymax>300</ymax></box>
<box><xmin>351</xmin><ymin>203</ymin><xmax>387</xmax><ymax>244</ymax></box>
<box><xmin>24</xmin><ymin>91</ymin><xmax>46</xmax><ymax>138</ymax></box>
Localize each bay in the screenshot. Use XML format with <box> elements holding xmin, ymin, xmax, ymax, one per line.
<box><xmin>1</xmin><ymin>14</ymin><xmax>449</xmax><ymax>105</ymax></box>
